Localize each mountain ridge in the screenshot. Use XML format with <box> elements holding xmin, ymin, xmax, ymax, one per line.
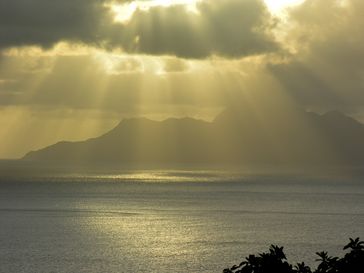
<box><xmin>22</xmin><ymin>108</ymin><xmax>364</xmax><ymax>167</ymax></box>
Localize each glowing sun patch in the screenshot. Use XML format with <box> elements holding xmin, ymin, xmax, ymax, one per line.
<box><xmin>108</xmin><ymin>0</ymin><xmax>200</xmax><ymax>24</ymax></box>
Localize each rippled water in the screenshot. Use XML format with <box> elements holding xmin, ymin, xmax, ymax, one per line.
<box><xmin>0</xmin><ymin>170</ymin><xmax>363</xmax><ymax>273</ymax></box>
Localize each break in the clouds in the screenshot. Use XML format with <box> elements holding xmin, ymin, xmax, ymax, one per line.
<box><xmin>0</xmin><ymin>0</ymin><xmax>277</xmax><ymax>59</ymax></box>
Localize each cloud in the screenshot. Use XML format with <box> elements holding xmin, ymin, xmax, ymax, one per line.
<box><xmin>269</xmin><ymin>0</ymin><xmax>364</xmax><ymax>109</ymax></box>
<box><xmin>0</xmin><ymin>0</ymin><xmax>110</xmax><ymax>48</ymax></box>
<box><xmin>162</xmin><ymin>57</ymin><xmax>190</xmax><ymax>73</ymax></box>
<box><xmin>115</xmin><ymin>0</ymin><xmax>278</xmax><ymax>58</ymax></box>
<box><xmin>0</xmin><ymin>0</ymin><xmax>278</xmax><ymax>59</ymax></box>
<box><xmin>3</xmin><ymin>0</ymin><xmax>364</xmax><ymax>112</ymax></box>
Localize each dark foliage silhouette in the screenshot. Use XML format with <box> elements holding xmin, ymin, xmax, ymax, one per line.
<box><xmin>223</xmin><ymin>238</ymin><xmax>363</xmax><ymax>273</ymax></box>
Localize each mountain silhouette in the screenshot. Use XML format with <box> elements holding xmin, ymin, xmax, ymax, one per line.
<box><xmin>22</xmin><ymin>106</ymin><xmax>364</xmax><ymax>167</ymax></box>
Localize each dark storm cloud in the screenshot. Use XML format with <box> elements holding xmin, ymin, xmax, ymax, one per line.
<box><xmin>116</xmin><ymin>0</ymin><xmax>278</xmax><ymax>58</ymax></box>
<box><xmin>0</xmin><ymin>0</ymin><xmax>278</xmax><ymax>58</ymax></box>
<box><xmin>0</xmin><ymin>0</ymin><xmax>111</xmax><ymax>48</ymax></box>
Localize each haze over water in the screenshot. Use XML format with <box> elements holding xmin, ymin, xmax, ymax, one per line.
<box><xmin>1</xmin><ymin>170</ymin><xmax>363</xmax><ymax>273</ymax></box>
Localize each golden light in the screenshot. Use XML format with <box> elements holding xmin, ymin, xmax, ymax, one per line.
<box><xmin>264</xmin><ymin>0</ymin><xmax>306</xmax><ymax>14</ymax></box>
<box><xmin>108</xmin><ymin>0</ymin><xmax>200</xmax><ymax>24</ymax></box>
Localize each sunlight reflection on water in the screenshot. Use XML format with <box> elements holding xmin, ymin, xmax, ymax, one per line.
<box><xmin>58</xmin><ymin>170</ymin><xmax>245</xmax><ymax>183</ymax></box>
<box><xmin>1</xmin><ymin>170</ymin><xmax>364</xmax><ymax>273</ymax></box>
<box><xmin>91</xmin><ymin>170</ymin><xmax>236</xmax><ymax>182</ymax></box>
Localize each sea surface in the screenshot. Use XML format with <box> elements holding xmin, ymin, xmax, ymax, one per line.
<box><xmin>0</xmin><ymin>168</ymin><xmax>363</xmax><ymax>273</ymax></box>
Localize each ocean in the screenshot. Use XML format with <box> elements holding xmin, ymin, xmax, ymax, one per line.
<box><xmin>0</xmin><ymin>169</ymin><xmax>363</xmax><ymax>273</ymax></box>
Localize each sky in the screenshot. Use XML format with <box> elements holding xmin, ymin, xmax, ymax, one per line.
<box><xmin>0</xmin><ymin>0</ymin><xmax>363</xmax><ymax>159</ymax></box>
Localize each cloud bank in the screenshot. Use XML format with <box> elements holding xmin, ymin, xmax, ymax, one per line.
<box><xmin>0</xmin><ymin>0</ymin><xmax>277</xmax><ymax>58</ymax></box>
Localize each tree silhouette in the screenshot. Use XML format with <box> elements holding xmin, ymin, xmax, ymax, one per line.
<box><xmin>315</xmin><ymin>252</ymin><xmax>338</xmax><ymax>273</ymax></box>
<box><xmin>294</xmin><ymin>262</ymin><xmax>312</xmax><ymax>273</ymax></box>
<box><xmin>223</xmin><ymin>238</ymin><xmax>363</xmax><ymax>273</ymax></box>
